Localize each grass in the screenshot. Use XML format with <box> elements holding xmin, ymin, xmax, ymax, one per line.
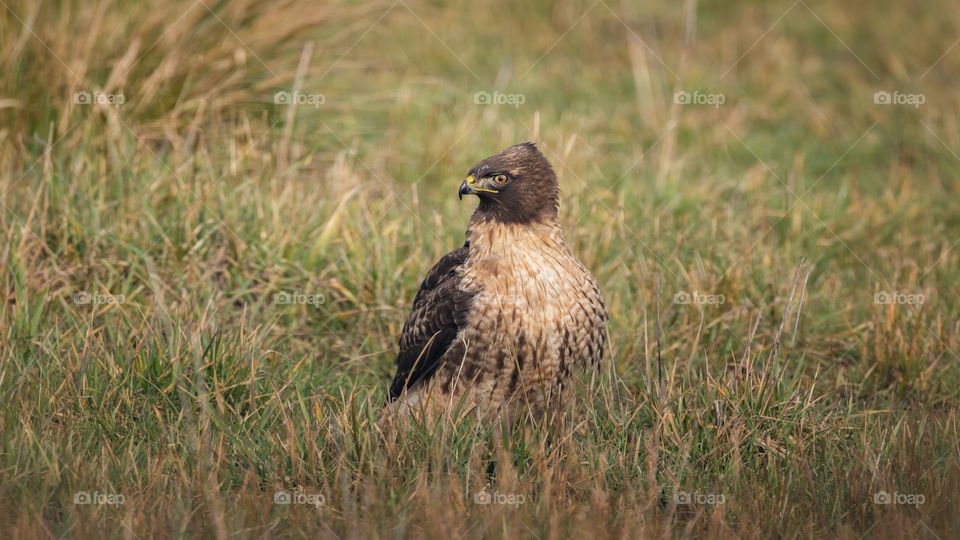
<box><xmin>1</xmin><ymin>0</ymin><xmax>959</xmax><ymax>537</ymax></box>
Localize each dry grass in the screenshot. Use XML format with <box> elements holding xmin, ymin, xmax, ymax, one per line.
<box><xmin>1</xmin><ymin>0</ymin><xmax>959</xmax><ymax>538</ymax></box>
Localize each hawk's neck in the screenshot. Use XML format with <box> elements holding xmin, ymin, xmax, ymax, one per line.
<box><xmin>465</xmin><ymin>215</ymin><xmax>566</xmax><ymax>260</ymax></box>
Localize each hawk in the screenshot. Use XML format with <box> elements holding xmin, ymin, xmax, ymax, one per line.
<box><xmin>387</xmin><ymin>143</ymin><xmax>607</xmax><ymax>421</ymax></box>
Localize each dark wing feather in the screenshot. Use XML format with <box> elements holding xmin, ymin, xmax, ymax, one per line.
<box><xmin>388</xmin><ymin>242</ymin><xmax>472</xmax><ymax>401</ymax></box>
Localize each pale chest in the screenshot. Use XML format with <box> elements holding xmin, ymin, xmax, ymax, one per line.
<box><xmin>458</xmin><ymin>222</ymin><xmax>607</xmax><ymax>374</ymax></box>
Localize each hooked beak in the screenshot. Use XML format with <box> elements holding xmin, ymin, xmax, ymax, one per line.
<box><xmin>457</xmin><ymin>175</ymin><xmax>499</xmax><ymax>200</ymax></box>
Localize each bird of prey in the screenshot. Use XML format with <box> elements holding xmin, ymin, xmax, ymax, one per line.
<box><xmin>387</xmin><ymin>143</ymin><xmax>607</xmax><ymax>421</ymax></box>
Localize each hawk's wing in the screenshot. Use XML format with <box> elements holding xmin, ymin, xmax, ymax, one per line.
<box><xmin>388</xmin><ymin>242</ymin><xmax>473</xmax><ymax>401</ymax></box>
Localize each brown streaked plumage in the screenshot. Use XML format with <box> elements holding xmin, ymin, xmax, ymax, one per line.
<box><xmin>387</xmin><ymin>142</ymin><xmax>607</xmax><ymax>420</ymax></box>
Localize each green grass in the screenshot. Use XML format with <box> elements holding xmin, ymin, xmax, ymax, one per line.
<box><xmin>1</xmin><ymin>0</ymin><xmax>959</xmax><ymax>537</ymax></box>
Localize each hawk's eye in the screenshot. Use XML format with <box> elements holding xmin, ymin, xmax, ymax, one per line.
<box><xmin>491</xmin><ymin>174</ymin><xmax>509</xmax><ymax>187</ymax></box>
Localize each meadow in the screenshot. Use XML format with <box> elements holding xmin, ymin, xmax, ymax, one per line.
<box><xmin>1</xmin><ymin>0</ymin><xmax>958</xmax><ymax>537</ymax></box>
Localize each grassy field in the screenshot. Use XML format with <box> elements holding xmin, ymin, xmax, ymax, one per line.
<box><xmin>1</xmin><ymin>0</ymin><xmax>959</xmax><ymax>537</ymax></box>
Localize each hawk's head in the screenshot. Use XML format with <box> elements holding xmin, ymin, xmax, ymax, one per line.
<box><xmin>458</xmin><ymin>142</ymin><xmax>559</xmax><ymax>223</ymax></box>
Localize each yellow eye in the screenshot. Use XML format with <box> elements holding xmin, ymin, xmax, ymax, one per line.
<box><xmin>492</xmin><ymin>174</ymin><xmax>509</xmax><ymax>186</ymax></box>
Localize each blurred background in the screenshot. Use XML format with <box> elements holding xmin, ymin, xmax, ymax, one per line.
<box><xmin>1</xmin><ymin>0</ymin><xmax>958</xmax><ymax>537</ymax></box>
